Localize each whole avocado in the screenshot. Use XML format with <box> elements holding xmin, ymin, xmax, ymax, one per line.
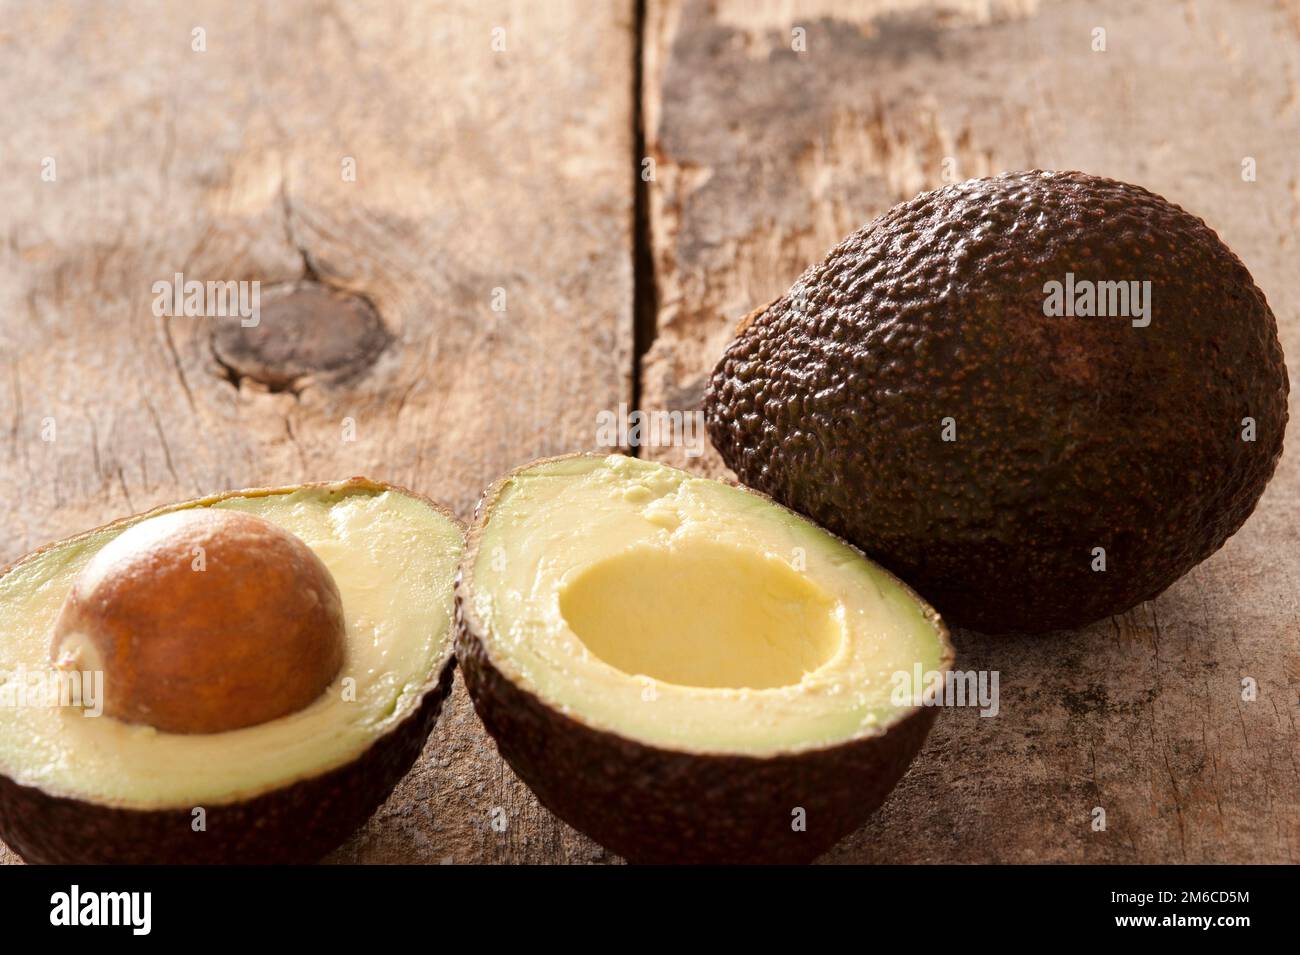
<box><xmin>705</xmin><ymin>170</ymin><xmax>1289</xmax><ymax>633</ymax></box>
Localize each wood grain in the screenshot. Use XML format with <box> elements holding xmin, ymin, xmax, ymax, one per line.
<box><xmin>641</xmin><ymin>0</ymin><xmax>1300</xmax><ymax>861</ymax></box>
<box><xmin>0</xmin><ymin>0</ymin><xmax>632</xmax><ymax>863</ymax></box>
<box><xmin>2</xmin><ymin>0</ymin><xmax>1296</xmax><ymax>866</ymax></box>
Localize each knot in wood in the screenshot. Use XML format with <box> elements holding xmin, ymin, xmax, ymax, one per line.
<box><xmin>211</xmin><ymin>282</ymin><xmax>389</xmax><ymax>392</ymax></box>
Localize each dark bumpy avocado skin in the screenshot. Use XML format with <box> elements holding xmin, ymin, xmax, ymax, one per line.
<box><xmin>458</xmin><ymin>611</ymin><xmax>936</xmax><ymax>864</ymax></box>
<box><xmin>706</xmin><ymin>171</ymin><xmax>1289</xmax><ymax>633</ymax></box>
<box><xmin>0</xmin><ymin>658</ymin><xmax>453</xmax><ymax>864</ymax></box>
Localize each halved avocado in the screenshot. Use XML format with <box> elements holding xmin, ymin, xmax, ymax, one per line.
<box><xmin>0</xmin><ymin>478</ymin><xmax>462</xmax><ymax>864</ymax></box>
<box><xmin>457</xmin><ymin>454</ymin><xmax>953</xmax><ymax>863</ymax></box>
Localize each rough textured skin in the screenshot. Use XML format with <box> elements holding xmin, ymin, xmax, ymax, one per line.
<box><xmin>456</xmin><ymin>453</ymin><xmax>951</xmax><ymax>864</ymax></box>
<box><xmin>706</xmin><ymin>171</ymin><xmax>1289</xmax><ymax>633</ymax></box>
<box><xmin>0</xmin><ymin>479</ymin><xmax>461</xmax><ymax>864</ymax></box>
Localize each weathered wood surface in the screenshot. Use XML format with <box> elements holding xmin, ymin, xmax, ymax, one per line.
<box><xmin>2</xmin><ymin>0</ymin><xmax>1296</xmax><ymax>866</ymax></box>
<box><xmin>642</xmin><ymin>0</ymin><xmax>1299</xmax><ymax>862</ymax></box>
<box><xmin>0</xmin><ymin>0</ymin><xmax>631</xmax><ymax>864</ymax></box>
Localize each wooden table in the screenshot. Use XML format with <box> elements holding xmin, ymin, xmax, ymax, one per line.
<box><xmin>1</xmin><ymin>0</ymin><xmax>1295</xmax><ymax>864</ymax></box>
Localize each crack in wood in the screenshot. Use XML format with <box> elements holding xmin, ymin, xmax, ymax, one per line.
<box><xmin>630</xmin><ymin>0</ymin><xmax>659</xmax><ymax>450</ymax></box>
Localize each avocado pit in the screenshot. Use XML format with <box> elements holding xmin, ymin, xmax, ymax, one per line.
<box><xmin>49</xmin><ymin>508</ymin><xmax>345</xmax><ymax>734</ymax></box>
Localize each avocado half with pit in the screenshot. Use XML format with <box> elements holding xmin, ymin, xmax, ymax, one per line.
<box><xmin>0</xmin><ymin>479</ymin><xmax>462</xmax><ymax>864</ymax></box>
<box><xmin>457</xmin><ymin>454</ymin><xmax>952</xmax><ymax>863</ymax></box>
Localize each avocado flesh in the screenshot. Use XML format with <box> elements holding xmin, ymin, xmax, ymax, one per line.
<box><xmin>559</xmin><ymin>541</ymin><xmax>842</xmax><ymax>691</ymax></box>
<box><xmin>469</xmin><ymin>454</ymin><xmax>946</xmax><ymax>757</ymax></box>
<box><xmin>0</xmin><ymin>482</ymin><xmax>462</xmax><ymax>810</ymax></box>
<box><xmin>460</xmin><ymin>454</ymin><xmax>951</xmax><ymax>862</ymax></box>
<box><xmin>706</xmin><ymin>170</ymin><xmax>1289</xmax><ymax>633</ymax></box>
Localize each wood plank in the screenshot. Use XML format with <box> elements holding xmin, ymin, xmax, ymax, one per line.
<box><xmin>642</xmin><ymin>0</ymin><xmax>1300</xmax><ymax>862</ymax></box>
<box><xmin>0</xmin><ymin>0</ymin><xmax>633</xmax><ymax>863</ymax></box>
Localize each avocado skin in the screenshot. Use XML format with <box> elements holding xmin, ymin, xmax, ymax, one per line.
<box><xmin>459</xmin><ymin>612</ymin><xmax>935</xmax><ymax>864</ymax></box>
<box><xmin>705</xmin><ymin>171</ymin><xmax>1289</xmax><ymax>633</ymax></box>
<box><xmin>456</xmin><ymin>454</ymin><xmax>951</xmax><ymax>864</ymax></box>
<box><xmin>0</xmin><ymin>479</ymin><xmax>461</xmax><ymax>864</ymax></box>
<box><xmin>0</xmin><ymin>657</ymin><xmax>453</xmax><ymax>864</ymax></box>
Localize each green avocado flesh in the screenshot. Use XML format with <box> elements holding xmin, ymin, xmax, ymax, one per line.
<box><xmin>467</xmin><ymin>454</ymin><xmax>948</xmax><ymax>756</ymax></box>
<box><xmin>0</xmin><ymin>483</ymin><xmax>462</xmax><ymax>809</ymax></box>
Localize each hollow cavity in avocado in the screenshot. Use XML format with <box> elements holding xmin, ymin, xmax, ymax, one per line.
<box><xmin>457</xmin><ymin>453</ymin><xmax>952</xmax><ymax>864</ymax></box>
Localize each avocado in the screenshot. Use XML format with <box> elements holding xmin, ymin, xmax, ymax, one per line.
<box><xmin>456</xmin><ymin>453</ymin><xmax>952</xmax><ymax>863</ymax></box>
<box><xmin>0</xmin><ymin>478</ymin><xmax>462</xmax><ymax>863</ymax></box>
<box><xmin>705</xmin><ymin>170</ymin><xmax>1289</xmax><ymax>633</ymax></box>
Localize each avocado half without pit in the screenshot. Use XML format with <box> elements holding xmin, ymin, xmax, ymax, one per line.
<box><xmin>0</xmin><ymin>479</ymin><xmax>462</xmax><ymax>864</ymax></box>
<box><xmin>457</xmin><ymin>454</ymin><xmax>953</xmax><ymax>864</ymax></box>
